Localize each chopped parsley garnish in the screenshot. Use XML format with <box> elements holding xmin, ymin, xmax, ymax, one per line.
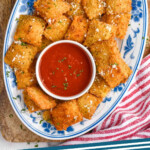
<box><xmin>63</xmin><ymin>82</ymin><xmax>68</xmax><ymax>87</ymax></box>
<box><xmin>20</xmin><ymin>124</ymin><xmax>23</xmax><ymax>130</ymax></box>
<box><xmin>56</xmin><ymin>68</ymin><xmax>59</xmax><ymax>70</ymax></box>
<box><xmin>68</xmin><ymin>65</ymin><xmax>72</xmax><ymax>69</ymax></box>
<box><xmin>80</xmin><ymin>70</ymin><xmax>83</xmax><ymax>73</ymax></box>
<box><xmin>15</xmin><ymin>18</ymin><xmax>19</xmax><ymax>21</ymax></box>
<box><xmin>34</xmin><ymin>144</ymin><xmax>38</xmax><ymax>147</ymax></box>
<box><xmin>21</xmin><ymin>108</ymin><xmax>26</xmax><ymax>112</ymax></box>
<box><xmin>57</xmin><ymin>123</ymin><xmax>60</xmax><ymax>125</ymax></box>
<box><xmin>13</xmin><ymin>97</ymin><xmax>17</xmax><ymax>100</ymax></box>
<box><xmin>9</xmin><ymin>114</ymin><xmax>13</xmax><ymax>118</ymax></box>
<box><xmin>142</xmin><ymin>37</ymin><xmax>145</xmax><ymax>39</ymax></box>
<box><xmin>6</xmin><ymin>71</ymin><xmax>10</xmax><ymax>77</ymax></box>
<box><xmin>21</xmin><ymin>42</ymin><xmax>27</xmax><ymax>46</ymax></box>
<box><xmin>52</xmin><ymin>71</ymin><xmax>55</xmax><ymax>75</ymax></box>
<box><xmin>52</xmin><ymin>85</ymin><xmax>56</xmax><ymax>88</ymax></box>
<box><xmin>111</xmin><ymin>63</ymin><xmax>118</xmax><ymax>66</ymax></box>
<box><xmin>58</xmin><ymin>57</ymin><xmax>67</xmax><ymax>63</ymax></box>
<box><xmin>18</xmin><ymin>37</ymin><xmax>22</xmax><ymax>40</ymax></box>
<box><xmin>76</xmin><ymin>73</ymin><xmax>81</xmax><ymax>77</ymax></box>
<box><xmin>64</xmin><ymin>87</ymin><xmax>67</xmax><ymax>90</ymax></box>
<box><xmin>47</xmin><ymin>27</ymin><xmax>51</xmax><ymax>29</ymax></box>
<box><xmin>37</xmin><ymin>112</ymin><xmax>41</xmax><ymax>115</ymax></box>
<box><xmin>39</xmin><ymin>119</ymin><xmax>44</xmax><ymax>124</ymax></box>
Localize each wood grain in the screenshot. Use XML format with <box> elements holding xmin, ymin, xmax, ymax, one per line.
<box><xmin>0</xmin><ymin>0</ymin><xmax>63</xmax><ymax>142</ymax></box>
<box><xmin>0</xmin><ymin>0</ymin><xmax>149</xmax><ymax>142</ymax></box>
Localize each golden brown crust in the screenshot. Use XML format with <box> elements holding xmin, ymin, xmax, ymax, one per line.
<box><xmin>84</xmin><ymin>19</ymin><xmax>116</xmax><ymax>47</ymax></box>
<box><xmin>77</xmin><ymin>93</ymin><xmax>102</xmax><ymax>119</ymax></box>
<box><xmin>51</xmin><ymin>100</ymin><xmax>83</xmax><ymax>130</ymax></box>
<box><xmin>23</xmin><ymin>90</ymin><xmax>41</xmax><ymax>113</ymax></box>
<box><xmin>67</xmin><ymin>2</ymin><xmax>85</xmax><ymax>19</ymax></box>
<box><xmin>65</xmin><ymin>15</ymin><xmax>88</xmax><ymax>43</ymax></box>
<box><xmin>15</xmin><ymin>69</ymin><xmax>37</xmax><ymax>89</ymax></box>
<box><xmin>44</xmin><ymin>15</ymin><xmax>71</xmax><ymax>41</ymax></box>
<box><xmin>105</xmin><ymin>13</ymin><xmax>131</xmax><ymax>39</ymax></box>
<box><xmin>90</xmin><ymin>75</ymin><xmax>111</xmax><ymax>98</ymax></box>
<box><xmin>90</xmin><ymin>39</ymin><xmax>132</xmax><ymax>88</ymax></box>
<box><xmin>106</xmin><ymin>0</ymin><xmax>132</xmax><ymax>15</ymax></box>
<box><xmin>26</xmin><ymin>86</ymin><xmax>57</xmax><ymax>110</ymax></box>
<box><xmin>14</xmin><ymin>15</ymin><xmax>46</xmax><ymax>47</ymax></box>
<box><xmin>82</xmin><ymin>0</ymin><xmax>106</xmax><ymax>19</ymax></box>
<box><xmin>34</xmin><ymin>0</ymin><xmax>70</xmax><ymax>22</ymax></box>
<box><xmin>4</xmin><ymin>42</ymin><xmax>38</xmax><ymax>72</ymax></box>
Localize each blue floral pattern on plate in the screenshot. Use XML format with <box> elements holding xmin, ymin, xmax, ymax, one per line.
<box><xmin>3</xmin><ymin>0</ymin><xmax>148</xmax><ymax>140</ymax></box>
<box><xmin>132</xmin><ymin>0</ymin><xmax>143</xmax><ymax>22</ymax></box>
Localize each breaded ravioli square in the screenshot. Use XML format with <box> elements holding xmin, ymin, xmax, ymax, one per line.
<box><xmin>90</xmin><ymin>39</ymin><xmax>132</xmax><ymax>88</ymax></box>
<box><xmin>90</xmin><ymin>75</ymin><xmax>111</xmax><ymax>98</ymax></box>
<box><xmin>67</xmin><ymin>2</ymin><xmax>85</xmax><ymax>19</ymax></box>
<box><xmin>15</xmin><ymin>69</ymin><xmax>37</xmax><ymax>89</ymax></box>
<box><xmin>65</xmin><ymin>16</ymin><xmax>88</xmax><ymax>43</ymax></box>
<box><xmin>106</xmin><ymin>0</ymin><xmax>132</xmax><ymax>15</ymax></box>
<box><xmin>23</xmin><ymin>90</ymin><xmax>40</xmax><ymax>113</ymax></box>
<box><xmin>82</xmin><ymin>0</ymin><xmax>106</xmax><ymax>19</ymax></box>
<box><xmin>44</xmin><ymin>16</ymin><xmax>71</xmax><ymax>41</ymax></box>
<box><xmin>51</xmin><ymin>100</ymin><xmax>83</xmax><ymax>131</ymax></box>
<box><xmin>4</xmin><ymin>42</ymin><xmax>38</xmax><ymax>72</ymax></box>
<box><xmin>84</xmin><ymin>20</ymin><xmax>116</xmax><ymax>47</ymax></box>
<box><xmin>14</xmin><ymin>15</ymin><xmax>46</xmax><ymax>47</ymax></box>
<box><xmin>105</xmin><ymin>13</ymin><xmax>131</xmax><ymax>39</ymax></box>
<box><xmin>26</xmin><ymin>86</ymin><xmax>57</xmax><ymax>110</ymax></box>
<box><xmin>77</xmin><ymin>93</ymin><xmax>102</xmax><ymax>119</ymax></box>
<box><xmin>34</xmin><ymin>0</ymin><xmax>70</xmax><ymax>22</ymax></box>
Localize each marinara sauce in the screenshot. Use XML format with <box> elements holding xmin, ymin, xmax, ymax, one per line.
<box><xmin>39</xmin><ymin>43</ymin><xmax>92</xmax><ymax>97</ymax></box>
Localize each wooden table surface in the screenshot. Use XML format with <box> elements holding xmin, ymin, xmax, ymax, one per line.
<box><xmin>0</xmin><ymin>0</ymin><xmax>150</xmax><ymax>143</ymax></box>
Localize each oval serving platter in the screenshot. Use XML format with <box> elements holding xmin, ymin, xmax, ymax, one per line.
<box><xmin>3</xmin><ymin>0</ymin><xmax>148</xmax><ymax>140</ymax></box>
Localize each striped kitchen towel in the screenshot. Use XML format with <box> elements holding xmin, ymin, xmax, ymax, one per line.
<box><xmin>62</xmin><ymin>54</ymin><xmax>150</xmax><ymax>146</ymax></box>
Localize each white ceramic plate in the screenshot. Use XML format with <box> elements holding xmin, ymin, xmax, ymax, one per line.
<box><xmin>3</xmin><ymin>0</ymin><xmax>148</xmax><ymax>140</ymax></box>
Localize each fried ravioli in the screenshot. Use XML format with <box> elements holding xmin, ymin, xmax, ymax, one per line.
<box><xmin>106</xmin><ymin>0</ymin><xmax>132</xmax><ymax>15</ymax></box>
<box><xmin>105</xmin><ymin>13</ymin><xmax>131</xmax><ymax>39</ymax></box>
<box><xmin>26</xmin><ymin>86</ymin><xmax>57</xmax><ymax>110</ymax></box>
<box><xmin>90</xmin><ymin>39</ymin><xmax>132</xmax><ymax>88</ymax></box>
<box><xmin>34</xmin><ymin>0</ymin><xmax>70</xmax><ymax>22</ymax></box>
<box><xmin>51</xmin><ymin>100</ymin><xmax>83</xmax><ymax>130</ymax></box>
<box><xmin>67</xmin><ymin>2</ymin><xmax>85</xmax><ymax>19</ymax></box>
<box><xmin>82</xmin><ymin>0</ymin><xmax>106</xmax><ymax>19</ymax></box>
<box><xmin>4</xmin><ymin>42</ymin><xmax>38</xmax><ymax>72</ymax></box>
<box><xmin>44</xmin><ymin>15</ymin><xmax>71</xmax><ymax>41</ymax></box>
<box><xmin>77</xmin><ymin>93</ymin><xmax>102</xmax><ymax>119</ymax></box>
<box><xmin>14</xmin><ymin>15</ymin><xmax>46</xmax><ymax>47</ymax></box>
<box><xmin>84</xmin><ymin>19</ymin><xmax>116</xmax><ymax>47</ymax></box>
<box><xmin>65</xmin><ymin>15</ymin><xmax>88</xmax><ymax>43</ymax></box>
<box><xmin>90</xmin><ymin>75</ymin><xmax>111</xmax><ymax>98</ymax></box>
<box><xmin>23</xmin><ymin>90</ymin><xmax>41</xmax><ymax>113</ymax></box>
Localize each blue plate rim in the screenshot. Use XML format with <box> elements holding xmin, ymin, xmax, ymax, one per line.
<box><xmin>2</xmin><ymin>0</ymin><xmax>148</xmax><ymax>140</ymax></box>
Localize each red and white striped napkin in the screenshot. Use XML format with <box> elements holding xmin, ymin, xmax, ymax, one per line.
<box><xmin>62</xmin><ymin>54</ymin><xmax>150</xmax><ymax>146</ymax></box>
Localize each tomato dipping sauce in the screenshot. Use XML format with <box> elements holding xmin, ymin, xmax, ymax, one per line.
<box><xmin>39</xmin><ymin>43</ymin><xmax>92</xmax><ymax>97</ymax></box>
